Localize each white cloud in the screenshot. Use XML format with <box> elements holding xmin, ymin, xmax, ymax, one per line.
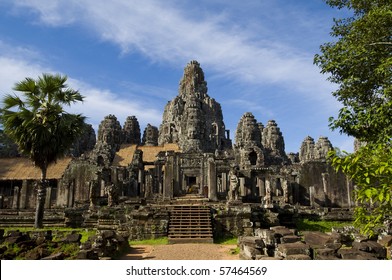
<box><xmin>5</xmin><ymin>0</ymin><xmax>338</xmax><ymax>105</ymax></box>
<box><xmin>0</xmin><ymin>41</ymin><xmax>162</xmax><ymax>132</ymax></box>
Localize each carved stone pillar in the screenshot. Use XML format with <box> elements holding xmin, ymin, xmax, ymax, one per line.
<box><xmin>263</xmin><ymin>178</ymin><xmax>272</xmax><ymax>208</ymax></box>
<box><xmin>257</xmin><ymin>177</ymin><xmax>265</xmax><ymax>197</ymax></box>
<box><xmin>281</xmin><ymin>179</ymin><xmax>288</xmax><ymax>204</ymax></box>
<box><xmin>222</xmin><ymin>172</ymin><xmax>227</xmax><ymax>193</ymax></box>
<box><xmin>309</xmin><ymin>186</ymin><xmax>315</xmax><ymax>207</ymax></box>
<box><xmin>12</xmin><ymin>186</ymin><xmax>20</xmax><ymax>209</ymax></box>
<box><xmin>45</xmin><ymin>185</ymin><xmax>52</xmax><ymax>209</ymax></box>
<box><xmin>208</xmin><ymin>158</ymin><xmax>217</xmax><ymax>201</ymax></box>
<box><xmin>20</xmin><ymin>180</ymin><xmax>28</xmax><ymax>209</ymax></box>
<box><xmin>239</xmin><ymin>177</ymin><xmax>245</xmax><ymax>196</ymax></box>
<box><xmin>163</xmin><ymin>154</ymin><xmax>174</xmax><ymax>200</ymax></box>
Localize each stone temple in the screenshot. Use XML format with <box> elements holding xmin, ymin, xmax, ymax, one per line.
<box><xmin>0</xmin><ymin>61</ymin><xmax>355</xmax><ymax>242</ymax></box>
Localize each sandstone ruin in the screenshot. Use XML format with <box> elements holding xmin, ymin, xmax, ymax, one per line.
<box><xmin>0</xmin><ymin>60</ymin><xmax>361</xmax><ymax>243</ymax></box>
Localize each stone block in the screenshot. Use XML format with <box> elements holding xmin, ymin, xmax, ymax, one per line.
<box><xmin>302</xmin><ymin>231</ymin><xmax>332</xmax><ymax>248</ymax></box>
<box><xmin>352</xmin><ymin>241</ymin><xmax>387</xmax><ymax>259</ymax></box>
<box><xmin>338</xmin><ymin>248</ymin><xmax>378</xmax><ymax>260</ymax></box>
<box><xmin>41</xmin><ymin>252</ymin><xmax>65</xmax><ymax>260</ymax></box>
<box><xmin>324</xmin><ymin>242</ymin><xmax>342</xmax><ymax>251</ymax></box>
<box><xmin>313</xmin><ymin>248</ymin><xmax>338</xmax><ymax>260</ymax></box>
<box><xmin>101</xmin><ymin>230</ymin><xmax>115</xmax><ymax>240</ymax></box>
<box><xmin>76</xmin><ymin>249</ymin><xmax>99</xmax><ymax>260</ymax></box>
<box><xmin>63</xmin><ymin>233</ymin><xmax>82</xmax><ymax>243</ymax></box>
<box><xmin>281</xmin><ymin>235</ymin><xmax>301</xmax><ymax>244</ymax></box>
<box><xmin>254</xmin><ymin>229</ymin><xmax>275</xmax><ymax>247</ymax></box>
<box><xmin>285</xmin><ymin>254</ymin><xmax>312</xmax><ymax>260</ymax></box>
<box><xmin>241</xmin><ymin>244</ymin><xmax>263</xmax><ymax>260</ymax></box>
<box><xmin>239</xmin><ymin>236</ymin><xmax>265</xmax><ymax>249</ymax></box>
<box><xmin>378</xmin><ymin>235</ymin><xmax>392</xmax><ymax>247</ymax></box>
<box><xmin>276</xmin><ymin>243</ymin><xmax>310</xmax><ymax>258</ymax></box>
<box><xmin>255</xmin><ymin>256</ymin><xmax>283</xmax><ymax>260</ymax></box>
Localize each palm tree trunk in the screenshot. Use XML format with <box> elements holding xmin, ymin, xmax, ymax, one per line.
<box><xmin>34</xmin><ymin>166</ymin><xmax>47</xmax><ymax>228</ymax></box>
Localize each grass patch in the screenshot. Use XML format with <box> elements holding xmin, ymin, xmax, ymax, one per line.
<box><xmin>295</xmin><ymin>219</ymin><xmax>353</xmax><ymax>233</ymax></box>
<box><xmin>214</xmin><ymin>236</ymin><xmax>238</xmax><ymax>245</ymax></box>
<box><xmin>229</xmin><ymin>247</ymin><xmax>240</xmax><ymax>255</ymax></box>
<box><xmin>129</xmin><ymin>237</ymin><xmax>169</xmax><ymax>245</ymax></box>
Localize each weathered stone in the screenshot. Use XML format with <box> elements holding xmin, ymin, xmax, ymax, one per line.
<box><xmin>239</xmin><ymin>236</ymin><xmax>265</xmax><ymax>249</ymax></box>
<box><xmin>4</xmin><ymin>234</ymin><xmax>29</xmax><ymax>245</ymax></box>
<box><xmin>254</xmin><ymin>229</ymin><xmax>275</xmax><ymax>247</ymax></box>
<box><xmin>302</xmin><ymin>231</ymin><xmax>333</xmax><ymax>248</ymax></box>
<box><xmin>63</xmin><ymin>233</ymin><xmax>82</xmax><ymax>243</ymax></box>
<box><xmin>281</xmin><ymin>235</ymin><xmax>302</xmax><ymax>244</ymax></box>
<box><xmin>158</xmin><ymin>60</ymin><xmax>231</xmax><ymax>152</ymax></box>
<box><xmin>352</xmin><ymin>240</ymin><xmax>387</xmax><ymax>259</ymax></box>
<box><xmin>76</xmin><ymin>249</ymin><xmax>99</xmax><ymax>260</ymax></box>
<box><xmin>240</xmin><ymin>245</ymin><xmax>263</xmax><ymax>260</ymax></box>
<box><xmin>285</xmin><ymin>254</ymin><xmax>312</xmax><ymax>260</ymax></box>
<box><xmin>234</xmin><ymin>113</ymin><xmax>265</xmax><ymax>168</ymax></box>
<box><xmin>255</xmin><ymin>255</ymin><xmax>283</xmax><ymax>260</ymax></box>
<box><xmin>276</xmin><ymin>243</ymin><xmax>310</xmax><ymax>258</ymax></box>
<box><xmin>378</xmin><ymin>235</ymin><xmax>392</xmax><ymax>247</ymax></box>
<box><xmin>313</xmin><ymin>248</ymin><xmax>339</xmax><ymax>260</ymax></box>
<box><xmin>314</xmin><ymin>137</ymin><xmax>333</xmax><ymax>160</ymax></box>
<box><xmin>338</xmin><ymin>248</ymin><xmax>378</xmax><ymax>260</ymax></box>
<box><xmin>70</xmin><ymin>124</ymin><xmax>96</xmax><ymax>157</ymax></box>
<box><xmin>142</xmin><ymin>124</ymin><xmax>159</xmax><ymax>146</ymax></box>
<box><xmin>262</xmin><ymin>120</ymin><xmax>287</xmax><ymax>164</ymax></box>
<box><xmin>41</xmin><ymin>252</ymin><xmax>65</xmax><ymax>260</ymax></box>
<box><xmin>123</xmin><ymin>116</ymin><xmax>141</xmax><ymax>145</ymax></box>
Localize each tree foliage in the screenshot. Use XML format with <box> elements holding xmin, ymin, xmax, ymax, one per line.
<box><xmin>315</xmin><ymin>0</ymin><xmax>392</xmax><ymax>236</ymax></box>
<box><xmin>0</xmin><ymin>73</ymin><xmax>86</xmax><ymax>228</ymax></box>
<box><xmin>329</xmin><ymin>143</ymin><xmax>392</xmax><ymax>236</ymax></box>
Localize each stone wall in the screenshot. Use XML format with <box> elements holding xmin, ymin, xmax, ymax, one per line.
<box><xmin>298</xmin><ymin>162</ymin><xmax>353</xmax><ymax>208</ymax></box>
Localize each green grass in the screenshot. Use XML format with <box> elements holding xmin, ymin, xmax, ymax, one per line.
<box><xmin>295</xmin><ymin>219</ymin><xmax>353</xmax><ymax>233</ymax></box>
<box><xmin>214</xmin><ymin>236</ymin><xmax>238</xmax><ymax>245</ymax></box>
<box><xmin>2</xmin><ymin>227</ymin><xmax>96</xmax><ymax>243</ymax></box>
<box><xmin>129</xmin><ymin>237</ymin><xmax>169</xmax><ymax>245</ymax></box>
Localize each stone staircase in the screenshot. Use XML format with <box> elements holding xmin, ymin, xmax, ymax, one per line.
<box><xmin>168</xmin><ymin>205</ymin><xmax>213</xmax><ymax>244</ymax></box>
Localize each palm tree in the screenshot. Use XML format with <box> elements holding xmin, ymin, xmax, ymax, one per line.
<box><xmin>0</xmin><ymin>73</ymin><xmax>86</xmax><ymax>228</ymax></box>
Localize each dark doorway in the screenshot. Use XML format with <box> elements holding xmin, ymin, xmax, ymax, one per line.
<box><xmin>249</xmin><ymin>151</ymin><xmax>257</xmax><ymax>165</ymax></box>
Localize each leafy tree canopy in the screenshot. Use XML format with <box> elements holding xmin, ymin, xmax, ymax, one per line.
<box><xmin>315</xmin><ymin>0</ymin><xmax>392</xmax><ymax>236</ymax></box>
<box><xmin>1</xmin><ymin>73</ymin><xmax>85</xmax><ymax>170</ymax></box>
<box><xmin>0</xmin><ymin>73</ymin><xmax>86</xmax><ymax>228</ymax></box>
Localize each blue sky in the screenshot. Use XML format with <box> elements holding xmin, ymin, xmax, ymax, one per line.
<box><xmin>0</xmin><ymin>0</ymin><xmax>353</xmax><ymax>153</ymax></box>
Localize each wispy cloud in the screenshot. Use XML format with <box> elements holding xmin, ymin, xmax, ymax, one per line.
<box><xmin>5</xmin><ymin>0</ymin><xmax>337</xmax><ymax>104</ymax></box>
<box><xmin>0</xmin><ymin>40</ymin><xmax>162</xmax><ymax>131</ymax></box>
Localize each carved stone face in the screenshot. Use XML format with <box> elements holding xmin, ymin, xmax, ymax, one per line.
<box><xmin>187</xmin><ymin>127</ymin><xmax>198</xmax><ymax>139</ymax></box>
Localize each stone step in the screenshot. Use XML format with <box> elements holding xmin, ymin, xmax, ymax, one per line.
<box><xmin>168</xmin><ymin>205</ymin><xmax>213</xmax><ymax>244</ymax></box>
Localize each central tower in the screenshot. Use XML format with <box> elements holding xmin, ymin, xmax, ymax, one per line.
<box><xmin>158</xmin><ymin>60</ymin><xmax>231</xmax><ymax>152</ymax></box>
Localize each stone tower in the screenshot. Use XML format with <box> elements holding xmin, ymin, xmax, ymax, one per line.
<box><xmin>158</xmin><ymin>60</ymin><xmax>231</xmax><ymax>152</ymax></box>
<box><xmin>123</xmin><ymin>116</ymin><xmax>141</xmax><ymax>145</ymax></box>
<box><xmin>299</xmin><ymin>136</ymin><xmax>333</xmax><ymax>162</ymax></box>
<box><xmin>262</xmin><ymin>120</ymin><xmax>287</xmax><ymax>164</ymax></box>
<box><xmin>234</xmin><ymin>112</ymin><xmax>265</xmax><ymax>168</ymax></box>
<box><xmin>91</xmin><ymin>114</ymin><xmax>123</xmax><ymax>166</ymax></box>
<box><xmin>142</xmin><ymin>124</ymin><xmax>159</xmax><ymax>146</ymax></box>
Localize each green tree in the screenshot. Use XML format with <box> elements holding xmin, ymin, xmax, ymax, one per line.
<box><xmin>314</xmin><ymin>0</ymin><xmax>392</xmax><ymax>235</ymax></box>
<box><xmin>0</xmin><ymin>74</ymin><xmax>86</xmax><ymax>228</ymax></box>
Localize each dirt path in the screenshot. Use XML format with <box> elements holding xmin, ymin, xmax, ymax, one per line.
<box><xmin>120</xmin><ymin>244</ymin><xmax>239</xmax><ymax>260</ymax></box>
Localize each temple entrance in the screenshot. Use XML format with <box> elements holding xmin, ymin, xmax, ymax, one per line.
<box><xmin>186</xmin><ymin>176</ymin><xmax>199</xmax><ymax>194</ymax></box>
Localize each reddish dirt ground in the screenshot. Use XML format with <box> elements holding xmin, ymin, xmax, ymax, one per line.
<box><xmin>120</xmin><ymin>243</ymin><xmax>239</xmax><ymax>260</ymax></box>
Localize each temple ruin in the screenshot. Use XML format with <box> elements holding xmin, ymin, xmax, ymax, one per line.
<box><xmin>0</xmin><ymin>60</ymin><xmax>355</xmax><ymax>241</ymax></box>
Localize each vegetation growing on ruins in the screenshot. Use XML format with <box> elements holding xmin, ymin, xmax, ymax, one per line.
<box><xmin>295</xmin><ymin>218</ymin><xmax>352</xmax><ymax>233</ymax></box>
<box><xmin>1</xmin><ymin>228</ymin><xmax>95</xmax><ymax>259</ymax></box>
<box><xmin>315</xmin><ymin>0</ymin><xmax>392</xmax><ymax>236</ymax></box>
<box><xmin>0</xmin><ymin>74</ymin><xmax>86</xmax><ymax>228</ymax></box>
